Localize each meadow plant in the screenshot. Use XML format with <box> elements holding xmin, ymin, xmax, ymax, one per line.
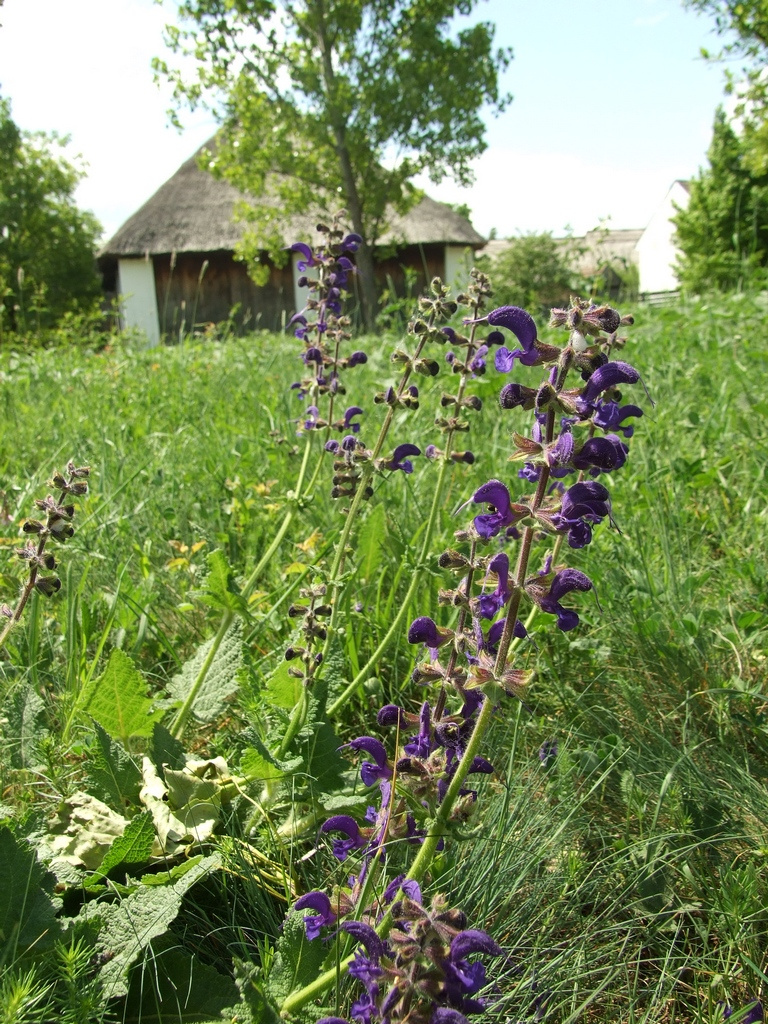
<box><xmin>0</xmin><ymin>459</ymin><xmax>89</xmax><ymax>650</ymax></box>
<box><xmin>267</xmin><ymin>287</ymin><xmax>646</xmax><ymax>1022</ymax></box>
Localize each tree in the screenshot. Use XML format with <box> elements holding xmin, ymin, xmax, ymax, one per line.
<box><xmin>0</xmin><ymin>96</ymin><xmax>102</xmax><ymax>334</ymax></box>
<box><xmin>155</xmin><ymin>0</ymin><xmax>512</xmax><ymax>329</ymax></box>
<box><xmin>685</xmin><ymin>0</ymin><xmax>768</xmax><ymax>173</ymax></box>
<box><xmin>673</xmin><ymin>108</ymin><xmax>768</xmax><ymax>291</ymax></box>
<box><xmin>478</xmin><ymin>232</ymin><xmax>585</xmax><ymax>315</ymax></box>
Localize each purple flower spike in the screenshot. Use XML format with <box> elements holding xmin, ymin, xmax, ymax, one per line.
<box><xmin>346</xmin><ymin>736</ymin><xmax>392</xmax><ymax>785</ymax></box>
<box><xmin>294</xmin><ymin>891</ymin><xmax>337</xmax><ymax>940</ymax></box>
<box><xmin>383</xmin><ymin>443</ymin><xmax>421</xmax><ymax>474</ymax></box>
<box><xmin>581</xmin><ymin>360</ymin><xmax>640</xmax><ymax>404</ymax></box>
<box><xmin>320</xmin><ymin>815</ymin><xmax>367</xmax><ymax>860</ymax></box>
<box><xmin>472</xmin><ymin>480</ymin><xmax>516</xmax><ymax>539</ymax></box>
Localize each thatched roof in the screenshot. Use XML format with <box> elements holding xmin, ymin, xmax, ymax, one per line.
<box><xmin>100</xmin><ymin>142</ymin><xmax>485</xmax><ymax>258</ymax></box>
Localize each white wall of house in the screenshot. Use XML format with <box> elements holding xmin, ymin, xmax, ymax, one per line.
<box><xmin>117</xmin><ymin>258</ymin><xmax>161</xmax><ymax>346</ymax></box>
<box><xmin>444</xmin><ymin>245</ymin><xmax>474</xmax><ymax>291</ymax></box>
<box><xmin>636</xmin><ymin>181</ymin><xmax>690</xmax><ymax>295</ymax></box>
<box><xmin>292</xmin><ymin>251</ymin><xmax>307</xmax><ymax>317</ymax></box>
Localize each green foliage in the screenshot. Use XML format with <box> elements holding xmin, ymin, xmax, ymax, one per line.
<box><xmin>0</xmin><ymin>825</ymin><xmax>60</xmax><ymax>966</ymax></box>
<box><xmin>0</xmin><ymin>94</ymin><xmax>102</xmax><ymax>336</ymax></box>
<box><xmin>154</xmin><ymin>0</ymin><xmax>511</xmax><ymax>326</ymax></box>
<box><xmin>166</xmin><ymin>617</ymin><xmax>243</xmax><ymax>724</ymax></box>
<box><xmin>478</xmin><ymin>232</ymin><xmax>585</xmax><ymax>314</ymax></box>
<box><xmin>84</xmin><ymin>721</ymin><xmax>142</xmax><ymax>810</ymax></box>
<box><xmin>686</xmin><ymin>0</ymin><xmax>768</xmax><ymax>173</ymax></box>
<box><xmin>674</xmin><ymin>108</ymin><xmax>768</xmax><ymax>291</ymax></box>
<box><xmin>76</xmin><ymin>648</ymin><xmax>163</xmax><ymax>744</ymax></box>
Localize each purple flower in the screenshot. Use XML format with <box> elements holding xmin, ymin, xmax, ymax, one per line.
<box><xmin>471</xmin><ymin>480</ymin><xmax>520</xmax><ymax>539</ymax></box>
<box><xmin>477</xmin><ymin>552</ymin><xmax>512</xmax><ymax>619</ymax></box>
<box><xmin>304</xmin><ymin>405</ymin><xmax>321</xmax><ymax>430</ymax></box>
<box><xmin>320</xmin><ymin>815</ymin><xmax>367</xmax><ymax>860</ymax></box>
<box><xmin>499</xmin><ymin>381</ymin><xmax>537</xmax><ymax>410</ymax></box>
<box><xmin>342</xmin><ymin>405</ymin><xmax>364</xmax><ymax>433</ymax></box>
<box><xmin>341</xmin><ymin>232</ymin><xmax>363</xmax><ymax>252</ymax></box>
<box><xmin>344</xmin><ymin>736</ymin><xmax>392</xmax><ymax>786</ymax></box>
<box><xmin>294</xmin><ymin>891</ymin><xmax>337</xmax><ymax>940</ymax></box>
<box><xmin>539</xmin><ymin>568</ymin><xmax>593</xmax><ymax>631</ymax></box>
<box><xmin>580</xmin><ymin>360</ymin><xmax>640</xmax><ymax>405</ymax></box>
<box><xmin>539</xmin><ymin>739</ymin><xmax>558</xmax><ymax>765</ymax></box>
<box><xmin>592</xmin><ymin>398</ymin><xmax>643</xmax><ymax>437</ymax></box>
<box><xmin>289</xmin><ymin>241</ymin><xmax>318</xmax><ymax>273</ymax></box>
<box><xmin>404</xmin><ymin>701</ymin><xmax>433</xmax><ymax>758</ymax></box>
<box><xmin>408</xmin><ymin>616</ymin><xmax>453</xmax><ymax>659</ymax></box>
<box><xmin>382</xmin><ymin>873</ymin><xmax>423</xmax><ymax>905</ymax></box>
<box><xmin>555</xmin><ymin>480</ymin><xmax>612</xmax><ymax>548</ymax></box>
<box><xmin>572</xmin><ymin>434</ymin><xmax>627</xmax><ymax>473</ymax></box>
<box><xmin>469</xmin><ymin>344</ymin><xmax>488</xmax><ymax>374</ymax></box>
<box><xmin>382</xmin><ymin>443</ymin><xmax>421</xmax><ymax>474</ymax></box>
<box><xmin>348</xmin><ymin>350</ymin><xmax>368</xmax><ymax>367</ymax></box>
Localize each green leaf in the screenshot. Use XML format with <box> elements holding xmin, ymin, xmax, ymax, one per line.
<box><xmin>239</xmin><ymin>737</ymin><xmax>303</xmax><ymax>783</ymax></box>
<box><xmin>77</xmin><ymin>649</ymin><xmax>162</xmax><ymax>744</ymax></box>
<box><xmin>166</xmin><ymin>619</ymin><xmax>243</xmax><ymax>725</ymax></box>
<box><xmin>81</xmin><ymin>853</ymin><xmax>218</xmax><ymax>1000</ymax></box>
<box><xmin>265</xmin><ymin>908</ymin><xmax>326</xmax><ymax>1006</ymax></box>
<box><xmin>148</xmin><ymin>722</ymin><xmax>188</xmax><ymax>779</ymax></box>
<box><xmin>93</xmin><ymin>811</ymin><xmax>156</xmax><ymax>881</ymax></box>
<box><xmin>0</xmin><ymin>824</ymin><xmax>60</xmax><ymax>962</ymax></box>
<box><xmin>84</xmin><ymin>721</ymin><xmax>142</xmax><ymax>811</ymax></box>
<box><xmin>2</xmin><ymin>683</ymin><xmax>46</xmax><ymax>770</ymax></box>
<box><xmin>263</xmin><ymin>658</ymin><xmax>302</xmax><ymax>711</ymax></box>
<box><xmin>357</xmin><ymin>502</ymin><xmax>387</xmax><ymax>582</ymax></box>
<box><xmin>199</xmin><ymin>549</ymin><xmax>248</xmax><ymax>614</ymax></box>
<box><xmin>123</xmin><ymin>939</ymin><xmax>239</xmax><ymax>1022</ymax></box>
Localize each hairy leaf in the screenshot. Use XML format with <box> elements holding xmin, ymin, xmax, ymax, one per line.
<box><xmin>77</xmin><ymin>649</ymin><xmax>162</xmax><ymax>744</ymax></box>
<box><xmin>93</xmin><ymin>811</ymin><xmax>156</xmax><ymax>881</ymax></box>
<box><xmin>199</xmin><ymin>548</ymin><xmax>248</xmax><ymax>614</ymax></box>
<box><xmin>123</xmin><ymin>939</ymin><xmax>239</xmax><ymax>1022</ymax></box>
<box><xmin>167</xmin><ymin>619</ymin><xmax>243</xmax><ymax>724</ymax></box>
<box><xmin>85</xmin><ymin>721</ymin><xmax>142</xmax><ymax>811</ymax></box>
<box><xmin>81</xmin><ymin>853</ymin><xmax>218</xmax><ymax>1000</ymax></box>
<box><xmin>265</xmin><ymin>908</ymin><xmax>326</xmax><ymax>1006</ymax></box>
<box><xmin>0</xmin><ymin>824</ymin><xmax>60</xmax><ymax>960</ymax></box>
<box><xmin>2</xmin><ymin>683</ymin><xmax>46</xmax><ymax>770</ymax></box>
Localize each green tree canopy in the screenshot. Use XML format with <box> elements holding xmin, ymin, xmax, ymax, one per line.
<box><xmin>0</xmin><ymin>96</ymin><xmax>102</xmax><ymax>334</ymax></box>
<box><xmin>685</xmin><ymin>0</ymin><xmax>768</xmax><ymax>172</ymax></box>
<box><xmin>673</xmin><ymin>108</ymin><xmax>768</xmax><ymax>292</ymax></box>
<box><xmin>478</xmin><ymin>232</ymin><xmax>582</xmax><ymax>315</ymax></box>
<box><xmin>155</xmin><ymin>0</ymin><xmax>512</xmax><ymax>329</ymax></box>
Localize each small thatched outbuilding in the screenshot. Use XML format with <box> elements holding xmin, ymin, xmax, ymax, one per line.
<box><xmin>98</xmin><ymin>142</ymin><xmax>485</xmax><ymax>344</ymax></box>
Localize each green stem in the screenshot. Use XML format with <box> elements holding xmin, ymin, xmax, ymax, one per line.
<box><xmin>242</xmin><ymin>428</ymin><xmax>315</xmax><ymax>600</ymax></box>
<box><xmin>170</xmin><ymin>609</ymin><xmax>235</xmax><ymax>740</ymax></box>
<box><xmin>326</xmin><ymin>451</ymin><xmax>451</xmax><ymax>716</ymax></box>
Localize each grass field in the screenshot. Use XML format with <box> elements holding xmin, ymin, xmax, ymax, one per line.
<box><xmin>1</xmin><ymin>290</ymin><xmax>767</xmax><ymax>1023</ymax></box>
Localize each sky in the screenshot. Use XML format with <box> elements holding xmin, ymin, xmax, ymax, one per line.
<box><xmin>0</xmin><ymin>0</ymin><xmax>738</xmax><ymax>243</ymax></box>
